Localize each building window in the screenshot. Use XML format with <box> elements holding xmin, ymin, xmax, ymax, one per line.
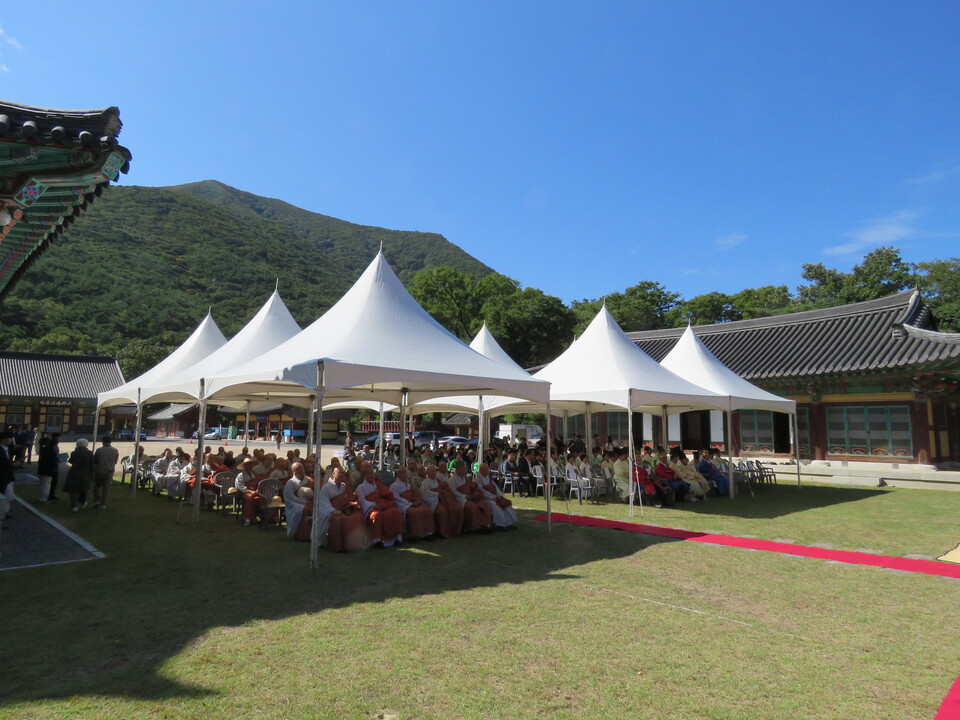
<box><xmin>826</xmin><ymin>406</ymin><xmax>913</xmax><ymax>458</ymax></box>
<box><xmin>4</xmin><ymin>405</ymin><xmax>25</xmax><ymax>426</ymax></box>
<box><xmin>740</xmin><ymin>410</ymin><xmax>775</xmax><ymax>452</ymax></box>
<box><xmin>78</xmin><ymin>406</ymin><xmax>96</xmax><ymax>427</ymax></box>
<box><xmin>44</xmin><ymin>406</ymin><xmax>64</xmax><ymax>432</ymax></box>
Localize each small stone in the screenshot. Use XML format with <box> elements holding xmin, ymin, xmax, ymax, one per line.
<box><xmin>772</xmin><ymin>538</ymin><xmax>795</xmax><ymax>544</ymax></box>
<box><xmin>855</xmin><ymin>548</ymin><xmax>883</xmax><ymax>555</ymax></box>
<box><xmin>904</xmin><ymin>553</ymin><xmax>934</xmax><ymax>561</ymax></box>
<box><xmin>881</xmin><ymin>568</ymin><xmax>913</xmax><ymax>575</ymax></box>
<box><xmin>810</xmin><ymin>542</ymin><xmax>834</xmax><ymax>549</ymax></box>
<box><xmin>825</xmin><ymin>560</ymin><xmax>856</xmax><ymax>567</ymax></box>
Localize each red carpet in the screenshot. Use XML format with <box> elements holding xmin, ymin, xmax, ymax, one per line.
<box><xmin>530</xmin><ymin>513</ymin><xmax>960</xmax><ymax>580</ymax></box>
<box><xmin>936</xmin><ymin>675</ymin><xmax>960</xmax><ymax>719</ymax></box>
<box><xmin>532</xmin><ymin>512</ymin><xmax>960</xmax><ymax>718</ymax></box>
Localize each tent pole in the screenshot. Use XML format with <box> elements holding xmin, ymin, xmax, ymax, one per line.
<box><xmin>192</xmin><ymin>386</ymin><xmax>207</xmax><ymax>524</ymax></box>
<box><xmin>398</xmin><ymin>390</ymin><xmax>408</xmax><ymax>470</ymax></box>
<box><xmin>244</xmin><ymin>401</ymin><xmax>250</xmax><ymax>445</ymax></box>
<box><xmin>563</xmin><ymin>410</ymin><xmax>569</xmax><ymax>450</ymax></box>
<box><xmin>628</xmin><ymin>393</ymin><xmax>635</xmax><ymax>518</ymax></box>
<box><xmin>477</xmin><ymin>395</ymin><xmax>485</xmax><ymax>465</ymax></box>
<box><xmin>305</xmin><ymin>397</ymin><xmax>315</xmax><ymax>459</ymax></box>
<box><xmin>91</xmin><ymin>409</ymin><xmax>100</xmax><ymax>453</ymax></box>
<box><xmin>378</xmin><ymin>403</ymin><xmax>385</xmax><ymax>469</ymax></box>
<box><xmin>794</xmin><ymin>413</ymin><xmax>802</xmax><ymax>488</ymax></box>
<box><xmin>585</xmin><ymin>402</ymin><xmax>592</xmax><ymax>458</ymax></box>
<box><xmin>545</xmin><ymin>400</ymin><xmax>552</xmax><ymax>532</ymax></box>
<box><xmin>131</xmin><ymin>390</ymin><xmax>142</xmax><ymax>499</ymax></box>
<box><xmin>310</xmin><ymin>362</ymin><xmax>325</xmax><ymax>570</ymax></box>
<box><xmin>726</xmin><ymin>409</ymin><xmax>736</xmax><ymax>499</ymax></box>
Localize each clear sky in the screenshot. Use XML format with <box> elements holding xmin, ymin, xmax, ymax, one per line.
<box><xmin>2</xmin><ymin>2</ymin><xmax>958</xmax><ymax>304</ymax></box>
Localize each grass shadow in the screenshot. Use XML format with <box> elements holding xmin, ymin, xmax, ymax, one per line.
<box><xmin>1</xmin><ymin>488</ymin><xmax>671</xmax><ymax>707</ymax></box>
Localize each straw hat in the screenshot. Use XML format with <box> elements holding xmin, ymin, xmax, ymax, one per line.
<box><xmin>297</xmin><ymin>486</ymin><xmax>314</xmax><ymax>501</ymax></box>
<box><xmin>266</xmin><ymin>495</ymin><xmax>285</xmax><ymax>509</ymax></box>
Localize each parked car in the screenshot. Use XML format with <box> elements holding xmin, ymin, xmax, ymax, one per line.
<box><xmin>355</xmin><ymin>434</ymin><xmax>379</xmax><ymax>450</ymax></box>
<box><xmin>192</xmin><ymin>428</ymin><xmax>223</xmax><ymax>440</ymax></box>
<box><xmin>116</xmin><ymin>429</ymin><xmax>147</xmax><ymax>441</ymax></box>
<box><xmin>412</xmin><ymin>430</ymin><xmax>444</xmax><ymax>447</ymax></box>
<box><xmin>438</xmin><ymin>435</ymin><xmax>470</xmax><ymax>447</ymax></box>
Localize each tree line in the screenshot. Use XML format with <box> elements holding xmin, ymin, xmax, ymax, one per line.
<box><xmin>409</xmin><ymin>247</ymin><xmax>960</xmax><ymax>368</ymax></box>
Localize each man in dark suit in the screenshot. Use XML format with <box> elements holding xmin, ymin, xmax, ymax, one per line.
<box><xmin>0</xmin><ymin>430</ymin><xmax>15</xmax><ymax>526</ymax></box>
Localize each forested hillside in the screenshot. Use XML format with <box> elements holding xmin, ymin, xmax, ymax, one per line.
<box><xmin>0</xmin><ymin>181</ymin><xmax>491</xmax><ymax>375</ymax></box>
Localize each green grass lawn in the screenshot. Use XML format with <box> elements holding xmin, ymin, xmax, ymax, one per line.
<box><xmin>3</xmin><ymin>480</ymin><xmax>960</xmax><ymax>719</ymax></box>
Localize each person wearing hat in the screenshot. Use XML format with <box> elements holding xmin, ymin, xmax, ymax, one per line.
<box><xmin>64</xmin><ymin>438</ymin><xmax>95</xmax><ymax>511</ymax></box>
<box><xmin>234</xmin><ymin>458</ymin><xmax>261</xmax><ymax>526</ymax></box>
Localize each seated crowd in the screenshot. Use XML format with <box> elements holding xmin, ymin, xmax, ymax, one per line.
<box><xmin>137</xmin><ymin>442</ymin><xmax>518</xmax><ymax>552</ymax></box>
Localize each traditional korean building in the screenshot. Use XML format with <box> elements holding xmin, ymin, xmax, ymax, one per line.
<box><xmin>0</xmin><ymin>101</ymin><xmax>131</xmax><ymax>301</ymax></box>
<box><xmin>625</xmin><ymin>290</ymin><xmax>960</xmax><ymax>465</ymax></box>
<box><xmin>0</xmin><ymin>351</ymin><xmax>124</xmax><ymax>437</ymax></box>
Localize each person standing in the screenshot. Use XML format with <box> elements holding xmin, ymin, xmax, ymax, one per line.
<box><xmin>64</xmin><ymin>438</ymin><xmax>95</xmax><ymax>512</ymax></box>
<box><xmin>92</xmin><ymin>435</ymin><xmax>120</xmax><ymax>509</ymax></box>
<box><xmin>0</xmin><ymin>430</ymin><xmax>15</xmax><ymax>525</ymax></box>
<box><xmin>36</xmin><ymin>433</ymin><xmax>61</xmax><ymax>502</ymax></box>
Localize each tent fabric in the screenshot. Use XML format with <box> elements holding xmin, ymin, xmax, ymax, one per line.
<box><xmin>412</xmin><ymin>323</ymin><xmax>529</xmax><ymax>415</ymax></box>
<box><xmin>203</xmin><ymin>253</ymin><xmax>550</xmax><ymax>407</ymax></box>
<box><xmin>660</xmin><ymin>325</ymin><xmax>796</xmax><ymax>414</ymax></box>
<box><xmin>484</xmin><ymin>305</ymin><xmax>727</xmax><ymax>416</ymax></box>
<box><xmin>138</xmin><ymin>290</ymin><xmax>302</xmax><ymax>404</ymax></box>
<box><xmin>97</xmin><ymin>313</ymin><xmax>227</xmax><ymax>408</ymax></box>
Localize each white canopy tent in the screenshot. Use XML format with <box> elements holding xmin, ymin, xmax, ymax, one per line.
<box><xmin>660</xmin><ymin>324</ymin><xmax>800</xmax><ymax>489</ymax></box>
<box><xmin>136</xmin><ymin>290</ymin><xmax>303</xmax><ymax>521</ymax></box>
<box><xmin>200</xmin><ymin>251</ymin><xmax>552</xmax><ymax>566</ymax></box>
<box><xmin>96</xmin><ymin>312</ymin><xmax>228</xmax><ymax>497</ymax></box>
<box><xmin>481</xmin><ymin>305</ymin><xmax>728</xmax><ymax>514</ymax></box>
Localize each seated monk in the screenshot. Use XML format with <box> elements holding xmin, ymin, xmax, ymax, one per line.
<box><xmin>419</xmin><ymin>465</ymin><xmax>463</xmax><ymax>538</ymax></box>
<box><xmin>355</xmin><ymin>467</ymin><xmax>404</xmax><ymax>547</ymax></box>
<box><xmin>233</xmin><ymin>458</ymin><xmax>261</xmax><ymax>526</ymax></box>
<box><xmin>318</xmin><ymin>468</ymin><xmax>365</xmax><ymax>551</ymax></box>
<box><xmin>283</xmin><ymin>462</ymin><xmax>311</xmax><ymax>539</ymax></box>
<box><xmin>449</xmin><ymin>464</ymin><xmax>493</xmax><ymax>531</ymax></box>
<box><xmin>475</xmin><ymin>463</ymin><xmax>517</xmax><ymax>529</ymax></box>
<box><xmin>390</xmin><ymin>468</ymin><xmax>435</xmax><ymax>540</ymax></box>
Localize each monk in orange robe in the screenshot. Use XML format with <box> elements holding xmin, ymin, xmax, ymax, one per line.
<box><xmin>419</xmin><ymin>465</ymin><xmax>463</xmax><ymax>538</ymax></box>
<box><xmin>450</xmin><ymin>464</ymin><xmax>493</xmax><ymax>531</ymax></box>
<box><xmin>355</xmin><ymin>467</ymin><xmax>404</xmax><ymax>547</ymax></box>
<box><xmin>391</xmin><ymin>467</ymin><xmax>435</xmax><ymax>540</ymax></box>
<box><xmin>324</xmin><ymin>469</ymin><xmax>366</xmax><ymax>552</ymax></box>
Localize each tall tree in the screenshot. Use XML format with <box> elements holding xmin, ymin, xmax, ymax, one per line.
<box><xmin>916</xmin><ymin>258</ymin><xmax>960</xmax><ymax>332</ymax></box>
<box><xmin>797</xmin><ymin>246</ymin><xmax>916</xmax><ymax>307</ymax></box>
<box><xmin>670</xmin><ymin>291</ymin><xmax>740</xmax><ymax>326</ymax></box>
<box><xmin>729</xmin><ymin>285</ymin><xmax>794</xmax><ymax>319</ymax></box>
<box><xmin>571</xmin><ymin>281</ymin><xmax>680</xmax><ymax>335</ymax></box>
<box><xmin>408</xmin><ymin>266</ymin><xmax>482</xmax><ymax>341</ymax></box>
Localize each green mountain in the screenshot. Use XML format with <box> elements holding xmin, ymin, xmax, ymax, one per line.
<box><xmin>0</xmin><ymin>180</ymin><xmax>492</xmax><ymax>374</ymax></box>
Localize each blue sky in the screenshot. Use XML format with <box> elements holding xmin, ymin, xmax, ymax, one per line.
<box><xmin>2</xmin><ymin>2</ymin><xmax>958</xmax><ymax>304</ymax></box>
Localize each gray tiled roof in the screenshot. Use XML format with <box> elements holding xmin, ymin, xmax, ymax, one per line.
<box><xmin>442</xmin><ymin>413</ymin><xmax>476</xmax><ymax>425</ymax></box>
<box><xmin>626</xmin><ymin>290</ymin><xmax>960</xmax><ymax>381</ymax></box>
<box><xmin>0</xmin><ymin>352</ymin><xmax>124</xmax><ymax>400</ymax></box>
<box><xmin>147</xmin><ymin>403</ymin><xmax>196</xmax><ymax>421</ymax></box>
